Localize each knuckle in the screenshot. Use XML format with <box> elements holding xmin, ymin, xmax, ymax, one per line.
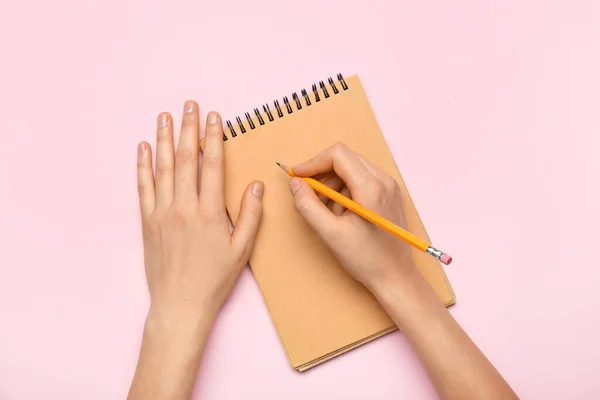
<box><xmin>332</xmin><ymin>142</ymin><xmax>347</xmax><ymax>151</ymax></box>
<box><xmin>176</xmin><ymin>149</ymin><xmax>195</xmax><ymax>164</ymax></box>
<box><xmin>137</xmin><ymin>183</ymin><xmax>151</xmax><ymax>197</ymax></box>
<box><xmin>181</xmin><ymin>114</ymin><xmax>198</xmax><ymax>127</ymax></box>
<box><xmin>171</xmin><ymin>206</ymin><xmax>190</xmax><ymax>225</ymax></box>
<box><xmin>206</xmin><ymin>126</ymin><xmax>223</xmax><ymax>139</ymax></box>
<box><xmin>157</xmin><ymin>128</ymin><xmax>172</xmax><ymax>141</ymax></box>
<box><xmin>146</xmin><ymin>218</ymin><xmax>161</xmax><ymax>231</ymax></box>
<box><xmin>372</xmin><ymin>180</ymin><xmax>387</xmax><ymax>199</ymax></box>
<box><xmin>244</xmin><ymin>202</ymin><xmax>263</xmax><ymax>221</ymax></box>
<box><xmin>325</xmin><ymin>223</ymin><xmax>342</xmax><ymax>238</ymax></box>
<box><xmin>202</xmin><ymin>154</ymin><xmax>221</xmax><ymax>169</ymax></box>
<box><xmin>154</xmin><ymin>164</ymin><xmax>172</xmax><ymax>180</ymax></box>
<box><xmin>294</xmin><ymin>197</ymin><xmax>311</xmax><ymax>214</ymax></box>
<box><xmin>199</xmin><ymin>205</ymin><xmax>220</xmax><ymax>220</ymax></box>
<box><xmin>141</xmin><ymin>222</ymin><xmax>156</xmax><ymax>240</ymax></box>
<box><xmin>382</xmin><ymin>175</ymin><xmax>398</xmax><ymax>192</ymax></box>
<box><xmin>331</xmin><ymin>142</ymin><xmax>347</xmax><ymax>156</ymax></box>
<box><xmin>197</xmin><ymin>203</ymin><xmax>225</xmax><ymax>223</ymax></box>
<box><xmin>314</xmin><ymin>218</ymin><xmax>338</xmax><ymax>240</ymax></box>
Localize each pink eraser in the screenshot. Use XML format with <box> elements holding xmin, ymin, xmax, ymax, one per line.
<box><xmin>440</xmin><ymin>254</ymin><xmax>452</xmax><ymax>265</ymax></box>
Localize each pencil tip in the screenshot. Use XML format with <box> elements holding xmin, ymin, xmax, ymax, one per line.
<box><xmin>276</xmin><ymin>162</ymin><xmax>290</xmax><ymax>173</ymax></box>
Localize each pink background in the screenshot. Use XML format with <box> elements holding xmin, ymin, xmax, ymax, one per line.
<box><xmin>1</xmin><ymin>0</ymin><xmax>599</xmax><ymax>398</ymax></box>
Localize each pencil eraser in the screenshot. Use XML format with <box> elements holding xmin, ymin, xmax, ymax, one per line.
<box><xmin>440</xmin><ymin>254</ymin><xmax>452</xmax><ymax>265</ymax></box>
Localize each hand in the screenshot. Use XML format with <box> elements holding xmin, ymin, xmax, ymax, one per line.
<box><xmin>136</xmin><ymin>101</ymin><xmax>264</xmax><ymax>335</ymax></box>
<box><xmin>288</xmin><ymin>142</ymin><xmax>417</xmax><ymax>295</ymax></box>
<box><xmin>130</xmin><ymin>101</ymin><xmax>264</xmax><ymax>399</ymax></box>
<box><xmin>289</xmin><ymin>143</ymin><xmax>518</xmax><ymax>400</ymax></box>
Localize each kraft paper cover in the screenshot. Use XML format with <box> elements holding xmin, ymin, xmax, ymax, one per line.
<box><xmin>221</xmin><ymin>75</ymin><xmax>455</xmax><ymax>370</ymax></box>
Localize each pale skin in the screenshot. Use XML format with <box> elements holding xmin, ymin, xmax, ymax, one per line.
<box><xmin>129</xmin><ymin>100</ymin><xmax>518</xmax><ymax>400</ymax></box>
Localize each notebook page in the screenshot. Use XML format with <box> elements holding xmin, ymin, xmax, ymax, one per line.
<box><xmin>221</xmin><ymin>75</ymin><xmax>454</xmax><ymax>369</ymax></box>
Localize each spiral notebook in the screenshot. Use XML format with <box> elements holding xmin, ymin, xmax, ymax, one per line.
<box><xmin>213</xmin><ymin>74</ymin><xmax>455</xmax><ymax>371</ymax></box>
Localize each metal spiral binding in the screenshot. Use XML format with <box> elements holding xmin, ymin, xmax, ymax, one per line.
<box><xmin>274</xmin><ymin>100</ymin><xmax>283</xmax><ymax>117</ymax></box>
<box><xmin>312</xmin><ymin>84</ymin><xmax>321</xmax><ymax>102</ymax></box>
<box><xmin>283</xmin><ymin>96</ymin><xmax>293</xmax><ymax>114</ymax></box>
<box><xmin>337</xmin><ymin>73</ymin><xmax>348</xmax><ymax>90</ymax></box>
<box><xmin>235</xmin><ymin>116</ymin><xmax>246</xmax><ymax>133</ymax></box>
<box><xmin>254</xmin><ymin>108</ymin><xmax>265</xmax><ymax>125</ymax></box>
<box><xmin>244</xmin><ymin>112</ymin><xmax>255</xmax><ymax>129</ymax></box>
<box><xmin>301</xmin><ymin>89</ymin><xmax>311</xmax><ymax>106</ymax></box>
<box><xmin>319</xmin><ymin>81</ymin><xmax>330</xmax><ymax>98</ymax></box>
<box><xmin>263</xmin><ymin>104</ymin><xmax>274</xmax><ymax>121</ymax></box>
<box><xmin>292</xmin><ymin>93</ymin><xmax>302</xmax><ymax>110</ymax></box>
<box><xmin>328</xmin><ymin>77</ymin><xmax>339</xmax><ymax>94</ymax></box>
<box><xmin>223</xmin><ymin>73</ymin><xmax>348</xmax><ymax>141</ymax></box>
<box><xmin>225</xmin><ymin>120</ymin><xmax>237</xmax><ymax>137</ymax></box>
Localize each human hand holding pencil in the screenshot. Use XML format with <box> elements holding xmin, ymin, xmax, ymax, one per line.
<box><xmin>280</xmin><ymin>143</ymin><xmax>451</xmax><ymax>295</ymax></box>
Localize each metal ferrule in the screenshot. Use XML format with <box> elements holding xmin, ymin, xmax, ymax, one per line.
<box><xmin>426</xmin><ymin>246</ymin><xmax>443</xmax><ymax>260</ymax></box>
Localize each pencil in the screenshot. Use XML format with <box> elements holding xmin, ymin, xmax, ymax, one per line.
<box><xmin>277</xmin><ymin>162</ymin><xmax>453</xmax><ymax>265</ymax></box>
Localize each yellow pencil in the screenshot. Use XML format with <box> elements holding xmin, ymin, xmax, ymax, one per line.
<box><xmin>277</xmin><ymin>162</ymin><xmax>452</xmax><ymax>265</ymax></box>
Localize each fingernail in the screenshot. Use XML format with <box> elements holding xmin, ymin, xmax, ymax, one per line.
<box><xmin>252</xmin><ymin>181</ymin><xmax>264</xmax><ymax>198</ymax></box>
<box><xmin>184</xmin><ymin>100</ymin><xmax>195</xmax><ymax>113</ymax></box>
<box><xmin>289</xmin><ymin>178</ymin><xmax>301</xmax><ymax>195</ymax></box>
<box><xmin>157</xmin><ymin>113</ymin><xmax>168</xmax><ymax>128</ymax></box>
<box><xmin>138</xmin><ymin>142</ymin><xmax>147</xmax><ymax>155</ymax></box>
<box><xmin>207</xmin><ymin>111</ymin><xmax>218</xmax><ymax>125</ymax></box>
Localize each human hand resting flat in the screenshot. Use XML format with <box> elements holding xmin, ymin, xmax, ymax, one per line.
<box><xmin>137</xmin><ymin>101</ymin><xmax>263</xmax><ymax>327</ymax></box>
<box><xmin>129</xmin><ymin>101</ymin><xmax>263</xmax><ymax>400</ymax></box>
<box><xmin>288</xmin><ymin>142</ymin><xmax>417</xmax><ymax>294</ymax></box>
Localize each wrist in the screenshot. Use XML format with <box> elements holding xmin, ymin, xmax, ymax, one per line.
<box><xmin>130</xmin><ymin>309</ymin><xmax>215</xmax><ymax>399</ymax></box>
<box><xmin>369</xmin><ymin>267</ymin><xmax>421</xmax><ymax>305</ymax></box>
<box><xmin>365</xmin><ymin>252</ymin><xmax>421</xmax><ymax>299</ymax></box>
<box><xmin>369</xmin><ymin>260</ymin><xmax>445</xmax><ymax>328</ymax></box>
<box><xmin>142</xmin><ymin>305</ymin><xmax>217</xmax><ymax>355</ymax></box>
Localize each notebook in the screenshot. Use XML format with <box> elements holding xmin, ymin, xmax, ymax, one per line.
<box><xmin>213</xmin><ymin>74</ymin><xmax>455</xmax><ymax>371</ymax></box>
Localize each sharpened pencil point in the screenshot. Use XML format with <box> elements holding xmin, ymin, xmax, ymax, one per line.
<box><xmin>276</xmin><ymin>162</ymin><xmax>290</xmax><ymax>174</ymax></box>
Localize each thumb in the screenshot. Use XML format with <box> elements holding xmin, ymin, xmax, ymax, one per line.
<box><xmin>231</xmin><ymin>181</ymin><xmax>264</xmax><ymax>258</ymax></box>
<box><xmin>289</xmin><ymin>177</ymin><xmax>337</xmax><ymax>239</ymax></box>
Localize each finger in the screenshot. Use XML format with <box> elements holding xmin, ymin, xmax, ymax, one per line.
<box><xmin>326</xmin><ymin>199</ymin><xmax>335</xmax><ymax>211</ymax></box>
<box><xmin>199</xmin><ymin>111</ymin><xmax>225</xmax><ymax>212</ymax></box>
<box><xmin>137</xmin><ymin>142</ymin><xmax>155</xmax><ymax>218</ymax></box>
<box><xmin>174</xmin><ymin>100</ymin><xmax>200</xmax><ymax>202</ymax></box>
<box><xmin>231</xmin><ymin>181</ymin><xmax>264</xmax><ymax>258</ymax></box>
<box><xmin>289</xmin><ymin>178</ymin><xmax>338</xmax><ymax>240</ymax></box>
<box><xmin>317</xmin><ymin>174</ymin><xmax>344</xmax><ymax>205</ymax></box>
<box><xmin>291</xmin><ymin>142</ymin><xmax>373</xmax><ymax>193</ymax></box>
<box><xmin>331</xmin><ymin>186</ymin><xmax>351</xmax><ymax>216</ymax></box>
<box><xmin>312</xmin><ymin>172</ymin><xmax>330</xmax><ymax>181</ymax></box>
<box><xmin>155</xmin><ymin>112</ymin><xmax>175</xmax><ymax>208</ymax></box>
